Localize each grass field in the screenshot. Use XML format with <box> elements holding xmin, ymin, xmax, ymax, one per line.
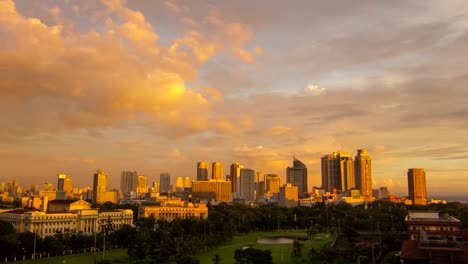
<box><xmin>195</xmin><ymin>230</ymin><xmax>330</xmax><ymax>264</ymax></box>
<box><xmin>13</xmin><ymin>230</ymin><xmax>330</xmax><ymax>264</ymax></box>
<box><xmin>14</xmin><ymin>248</ymin><xmax>129</xmax><ymax>264</ymax></box>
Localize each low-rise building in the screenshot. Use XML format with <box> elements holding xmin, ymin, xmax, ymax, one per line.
<box><xmin>0</xmin><ymin>199</ymin><xmax>133</xmax><ymax>237</ymax></box>
<box><xmin>401</xmin><ymin>211</ymin><xmax>468</xmax><ymax>263</ymax></box>
<box><xmin>139</xmin><ymin>200</ymin><xmax>208</xmax><ymax>221</ymax></box>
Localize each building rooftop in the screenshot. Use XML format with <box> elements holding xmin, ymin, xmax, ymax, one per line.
<box><xmin>406</xmin><ymin>211</ymin><xmax>461</xmax><ymax>223</ymax></box>
<box><xmin>48</xmin><ymin>199</ymin><xmax>80</xmax><ymax>204</ymax></box>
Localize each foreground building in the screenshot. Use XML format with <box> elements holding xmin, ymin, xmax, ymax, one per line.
<box><xmin>401</xmin><ymin>211</ymin><xmax>468</xmax><ymax>263</ymax></box>
<box><xmin>0</xmin><ymin>199</ymin><xmax>133</xmax><ymax>237</ymax></box>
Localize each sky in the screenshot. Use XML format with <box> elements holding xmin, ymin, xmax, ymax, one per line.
<box><xmin>0</xmin><ymin>0</ymin><xmax>467</xmax><ymax>199</ymax></box>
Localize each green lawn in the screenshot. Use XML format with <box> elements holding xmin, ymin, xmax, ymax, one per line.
<box><xmin>14</xmin><ymin>248</ymin><xmax>129</xmax><ymax>264</ymax></box>
<box><xmin>13</xmin><ymin>231</ymin><xmax>330</xmax><ymax>264</ymax></box>
<box><xmin>195</xmin><ymin>230</ymin><xmax>330</xmax><ymax>264</ymax></box>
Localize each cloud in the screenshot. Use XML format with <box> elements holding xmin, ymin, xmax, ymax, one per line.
<box><xmin>303</xmin><ymin>84</ymin><xmax>326</xmax><ymax>96</ymax></box>
<box><xmin>0</xmin><ymin>0</ymin><xmax>264</xmax><ymax>141</ymax></box>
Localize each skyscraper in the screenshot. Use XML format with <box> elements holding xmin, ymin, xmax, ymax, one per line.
<box><xmin>321</xmin><ymin>151</ymin><xmax>355</xmax><ymax>193</ymax></box>
<box><xmin>239</xmin><ymin>168</ymin><xmax>255</xmax><ymax>201</ymax></box>
<box><xmin>176</xmin><ymin>177</ymin><xmax>184</xmax><ymax>191</ymax></box>
<box><xmin>57</xmin><ymin>174</ymin><xmax>72</xmax><ymax>198</ymax></box>
<box><xmin>211</xmin><ymin>162</ymin><xmax>223</xmax><ymax>180</ymax></box>
<box><xmin>160</xmin><ymin>173</ymin><xmax>171</xmax><ymax>194</ymax></box>
<box><xmin>265</xmin><ymin>174</ymin><xmax>281</xmax><ymax>194</ymax></box>
<box><xmin>355</xmin><ymin>149</ymin><xmax>372</xmax><ymax>201</ymax></box>
<box><xmin>120</xmin><ymin>171</ymin><xmax>138</xmax><ymax>195</ymax></box>
<box><xmin>230</xmin><ymin>162</ymin><xmax>244</xmax><ymax>194</ymax></box>
<box><xmin>136</xmin><ymin>175</ymin><xmax>148</xmax><ymax>196</ymax></box>
<box><xmin>197</xmin><ymin>162</ymin><xmax>209</xmax><ymax>181</ymax></box>
<box><xmin>286</xmin><ymin>158</ymin><xmax>308</xmax><ymax>198</ymax></box>
<box><xmin>93</xmin><ymin>169</ymin><xmax>108</xmax><ymax>203</ymax></box>
<box><xmin>184</xmin><ymin>177</ymin><xmax>191</xmax><ymax>188</ymax></box>
<box><xmin>408</xmin><ymin>168</ymin><xmax>427</xmax><ymax>205</ymax></box>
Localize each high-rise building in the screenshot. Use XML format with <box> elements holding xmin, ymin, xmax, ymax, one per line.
<box><xmin>265</xmin><ymin>174</ymin><xmax>281</xmax><ymax>194</ymax></box>
<box><xmin>279</xmin><ymin>183</ymin><xmax>298</xmax><ymax>208</ymax></box>
<box><xmin>93</xmin><ymin>169</ymin><xmax>108</xmax><ymax>203</ymax></box>
<box><xmin>136</xmin><ymin>175</ymin><xmax>148</xmax><ymax>196</ymax></box>
<box><xmin>120</xmin><ymin>171</ymin><xmax>138</xmax><ymax>195</ymax></box>
<box><xmin>57</xmin><ymin>174</ymin><xmax>72</xmax><ymax>198</ymax></box>
<box><xmin>160</xmin><ymin>173</ymin><xmax>171</xmax><ymax>194</ymax></box>
<box><xmin>192</xmin><ymin>180</ymin><xmax>232</xmax><ymax>202</ymax></box>
<box><xmin>408</xmin><ymin>168</ymin><xmax>427</xmax><ymax>205</ymax></box>
<box><xmin>230</xmin><ymin>162</ymin><xmax>244</xmax><ymax>194</ymax></box>
<box><xmin>152</xmin><ymin>181</ymin><xmax>160</xmax><ymax>193</ymax></box>
<box><xmin>286</xmin><ymin>158</ymin><xmax>308</xmax><ymax>198</ymax></box>
<box><xmin>184</xmin><ymin>177</ymin><xmax>191</xmax><ymax>188</ymax></box>
<box><xmin>197</xmin><ymin>162</ymin><xmax>209</xmax><ymax>181</ymax></box>
<box><xmin>176</xmin><ymin>177</ymin><xmax>184</xmax><ymax>191</ymax></box>
<box><xmin>355</xmin><ymin>149</ymin><xmax>372</xmax><ymax>201</ymax></box>
<box><xmin>321</xmin><ymin>151</ymin><xmax>355</xmax><ymax>193</ymax></box>
<box><xmin>239</xmin><ymin>168</ymin><xmax>255</xmax><ymax>202</ymax></box>
<box><xmin>212</xmin><ymin>162</ymin><xmax>224</xmax><ymax>180</ymax></box>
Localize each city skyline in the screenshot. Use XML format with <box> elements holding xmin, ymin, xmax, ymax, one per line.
<box><xmin>1</xmin><ymin>1</ymin><xmax>467</xmax><ymax>199</ymax></box>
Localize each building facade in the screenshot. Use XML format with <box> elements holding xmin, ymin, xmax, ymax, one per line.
<box><xmin>93</xmin><ymin>169</ymin><xmax>108</xmax><ymax>203</ymax></box>
<box><xmin>401</xmin><ymin>211</ymin><xmax>467</xmax><ymax>263</ymax></box>
<box><xmin>239</xmin><ymin>168</ymin><xmax>255</xmax><ymax>202</ymax></box>
<box><xmin>120</xmin><ymin>171</ymin><xmax>138</xmax><ymax>196</ymax></box>
<box><xmin>279</xmin><ymin>183</ymin><xmax>298</xmax><ymax>208</ymax></box>
<box><xmin>321</xmin><ymin>151</ymin><xmax>355</xmax><ymax>193</ymax></box>
<box><xmin>265</xmin><ymin>174</ymin><xmax>281</xmax><ymax>195</ymax></box>
<box><xmin>139</xmin><ymin>200</ymin><xmax>208</xmax><ymax>221</ymax></box>
<box><xmin>0</xmin><ymin>199</ymin><xmax>133</xmax><ymax>238</ymax></box>
<box><xmin>286</xmin><ymin>158</ymin><xmax>308</xmax><ymax>198</ymax></box>
<box><xmin>230</xmin><ymin>162</ymin><xmax>244</xmax><ymax>194</ymax></box>
<box><xmin>160</xmin><ymin>173</ymin><xmax>171</xmax><ymax>194</ymax></box>
<box><xmin>354</xmin><ymin>149</ymin><xmax>372</xmax><ymax>201</ymax></box>
<box><xmin>211</xmin><ymin>162</ymin><xmax>224</xmax><ymax>180</ymax></box>
<box><xmin>197</xmin><ymin>162</ymin><xmax>209</xmax><ymax>181</ymax></box>
<box><xmin>57</xmin><ymin>174</ymin><xmax>72</xmax><ymax>198</ymax></box>
<box><xmin>192</xmin><ymin>180</ymin><xmax>232</xmax><ymax>203</ymax></box>
<box><xmin>408</xmin><ymin>168</ymin><xmax>427</xmax><ymax>205</ymax></box>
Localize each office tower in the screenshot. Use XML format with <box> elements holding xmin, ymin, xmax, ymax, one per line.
<box><xmin>212</xmin><ymin>162</ymin><xmax>224</xmax><ymax>180</ymax></box>
<box><xmin>286</xmin><ymin>158</ymin><xmax>308</xmax><ymax>198</ymax></box>
<box><xmin>265</xmin><ymin>174</ymin><xmax>281</xmax><ymax>194</ymax></box>
<box><xmin>175</xmin><ymin>176</ymin><xmax>184</xmax><ymax>192</ymax></box>
<box><xmin>408</xmin><ymin>168</ymin><xmax>427</xmax><ymax>205</ymax></box>
<box><xmin>355</xmin><ymin>149</ymin><xmax>372</xmax><ymax>201</ymax></box>
<box><xmin>93</xmin><ymin>169</ymin><xmax>108</xmax><ymax>203</ymax></box>
<box><xmin>120</xmin><ymin>171</ymin><xmax>138</xmax><ymax>195</ymax></box>
<box><xmin>136</xmin><ymin>175</ymin><xmax>148</xmax><ymax>195</ymax></box>
<box><xmin>152</xmin><ymin>181</ymin><xmax>160</xmax><ymax>193</ymax></box>
<box><xmin>160</xmin><ymin>173</ymin><xmax>171</xmax><ymax>193</ymax></box>
<box><xmin>57</xmin><ymin>174</ymin><xmax>72</xmax><ymax>198</ymax></box>
<box><xmin>239</xmin><ymin>168</ymin><xmax>255</xmax><ymax>201</ymax></box>
<box><xmin>184</xmin><ymin>177</ymin><xmax>191</xmax><ymax>188</ymax></box>
<box><xmin>197</xmin><ymin>162</ymin><xmax>209</xmax><ymax>181</ymax></box>
<box><xmin>230</xmin><ymin>162</ymin><xmax>244</xmax><ymax>194</ymax></box>
<box><xmin>192</xmin><ymin>180</ymin><xmax>232</xmax><ymax>202</ymax></box>
<box><xmin>279</xmin><ymin>183</ymin><xmax>298</xmax><ymax>208</ymax></box>
<box><xmin>321</xmin><ymin>151</ymin><xmax>355</xmax><ymax>193</ymax></box>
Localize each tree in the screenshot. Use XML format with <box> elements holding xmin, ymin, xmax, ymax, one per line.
<box><xmin>0</xmin><ymin>221</ymin><xmax>15</xmax><ymax>236</ymax></box>
<box><xmin>212</xmin><ymin>253</ymin><xmax>221</xmax><ymax>264</ymax></box>
<box><xmin>234</xmin><ymin>247</ymin><xmax>273</xmax><ymax>264</ymax></box>
<box><xmin>291</xmin><ymin>240</ymin><xmax>303</xmax><ymax>262</ymax></box>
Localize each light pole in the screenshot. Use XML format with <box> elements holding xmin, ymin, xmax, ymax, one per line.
<box><xmin>33</xmin><ymin>228</ymin><xmax>37</xmax><ymax>260</ymax></box>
